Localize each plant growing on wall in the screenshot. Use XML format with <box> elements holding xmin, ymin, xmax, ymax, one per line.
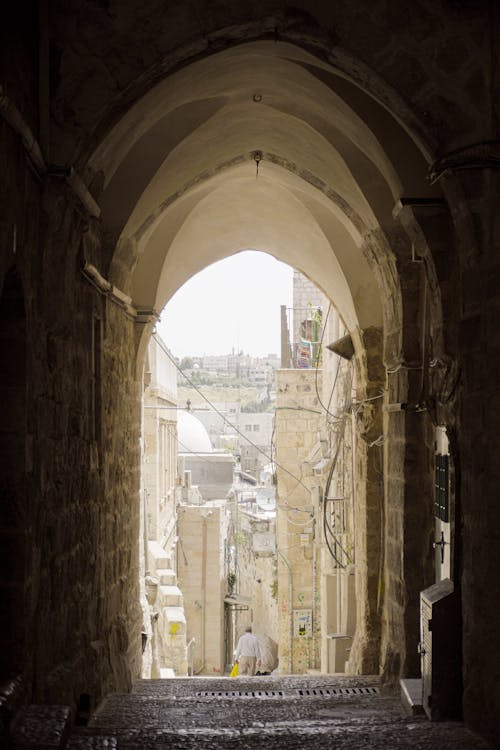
<box><xmin>227</xmin><ymin>571</ymin><xmax>237</xmax><ymax>594</ymax></box>
<box><xmin>270</xmin><ymin>557</ymin><xmax>278</xmax><ymax>599</ymax></box>
<box><xmin>270</xmin><ymin>577</ymin><xmax>278</xmax><ymax>600</ymax></box>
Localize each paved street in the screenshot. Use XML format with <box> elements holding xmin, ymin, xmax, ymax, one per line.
<box><xmin>64</xmin><ymin>675</ymin><xmax>493</xmax><ymax>749</ymax></box>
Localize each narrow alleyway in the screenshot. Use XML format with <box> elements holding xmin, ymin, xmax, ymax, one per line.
<box><xmin>12</xmin><ymin>676</ymin><xmax>491</xmax><ymax>749</ymax></box>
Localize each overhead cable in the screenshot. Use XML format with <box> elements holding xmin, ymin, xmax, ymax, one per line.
<box><xmin>155</xmin><ymin>334</ymin><xmax>312</xmax><ymax>495</ymax></box>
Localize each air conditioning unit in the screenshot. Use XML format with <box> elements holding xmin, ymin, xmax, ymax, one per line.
<box><xmin>419</xmin><ymin>579</ymin><xmax>461</xmax><ymax>720</ymax></box>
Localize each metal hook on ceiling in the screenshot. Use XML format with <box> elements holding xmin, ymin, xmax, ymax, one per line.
<box><xmin>252</xmin><ymin>150</ymin><xmax>263</xmax><ymax>179</ymax></box>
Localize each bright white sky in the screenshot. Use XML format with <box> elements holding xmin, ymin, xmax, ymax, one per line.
<box><xmin>157</xmin><ymin>250</ymin><xmax>293</xmax><ymax>358</ymax></box>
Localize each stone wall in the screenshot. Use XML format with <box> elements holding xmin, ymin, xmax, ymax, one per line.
<box><xmin>2</xmin><ymin>4</ymin><xmax>500</xmax><ymax>745</ymax></box>
<box><xmin>177</xmin><ymin>502</ymin><xmax>228</xmax><ymax>674</ymax></box>
<box><xmin>0</xmin><ymin>121</ymin><xmax>143</xmax><ymax>708</ymax></box>
<box><xmin>292</xmin><ymin>271</ymin><xmax>330</xmax><ymax>348</ymax></box>
<box><xmin>141</xmin><ymin>334</ymin><xmax>187</xmax><ymax>677</ymax></box>
<box><xmin>275</xmin><ymin>369</ymin><xmax>322</xmax><ymax>673</ymax></box>
<box><xmin>453</xmin><ymin>169</ymin><xmax>500</xmax><ymax>741</ymax></box>
<box><xmin>232</xmin><ymin>509</ymin><xmax>278</xmax><ymax>654</ymax></box>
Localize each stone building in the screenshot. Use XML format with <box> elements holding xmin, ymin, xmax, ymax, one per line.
<box><xmin>237</xmin><ymin>412</ymin><xmax>274</xmax><ymax>478</ymax></box>
<box><xmin>177</xmin><ymin>501</ymin><xmax>230</xmax><ymax>675</ymax></box>
<box><xmin>227</xmin><ymin>485</ymin><xmax>279</xmax><ymax>668</ymax></box>
<box><xmin>175</xmin><ymin>410</ymin><xmax>232</xmax><ymax>674</ymax></box>
<box><xmin>275</xmin><ymin>368</ymin><xmax>324</xmax><ymax>673</ymax></box>
<box><xmin>141</xmin><ymin>334</ymin><xmax>187</xmax><ymax>678</ymax></box>
<box><xmin>177</xmin><ymin>410</ymin><xmax>235</xmax><ymax>500</ymax></box>
<box><xmin>1</xmin><ymin>3</ymin><xmax>500</xmax><ymax>746</ymax></box>
<box><xmin>275</xmin><ymin>303</ymin><xmax>363</xmax><ymax>676</ymax></box>
<box><xmin>280</xmin><ymin>270</ymin><xmax>329</xmax><ymax>368</ymax></box>
<box><xmin>192</xmin><ymin>402</ymin><xmax>240</xmax><ymax>450</ymax></box>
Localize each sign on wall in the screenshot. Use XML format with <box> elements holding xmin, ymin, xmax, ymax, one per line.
<box><xmin>293</xmin><ymin>608</ymin><xmax>312</xmax><ymax>637</ymax></box>
<box><xmin>253</xmin><ymin>532</ymin><xmax>276</xmax><ymax>554</ymax></box>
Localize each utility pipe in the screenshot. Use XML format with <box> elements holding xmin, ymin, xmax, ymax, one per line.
<box><xmin>277</xmin><ymin>549</ymin><xmax>294</xmax><ymax>674</ymax></box>
<box><xmin>350</xmin><ymin>404</ymin><xmax>356</xmax><ymax>564</ymax></box>
<box><xmin>0</xmin><ymin>84</ymin><xmax>100</xmax><ymax>217</ymax></box>
<box><xmin>419</xmin><ymin>265</ymin><xmax>428</xmax><ymax>403</ymax></box>
<box><xmin>48</xmin><ymin>166</ymin><xmax>101</xmax><ymax>218</ymax></box>
<box><xmin>0</xmin><ymin>84</ymin><xmax>45</xmax><ymax>174</ymax></box>
<box><xmin>81</xmin><ymin>261</ymin><xmax>137</xmax><ymax>317</ymax></box>
<box><xmin>311</xmin><ymin>516</ymin><xmax>317</xmax><ymax>669</ymax></box>
<box><xmin>196</xmin><ymin>515</ymin><xmax>207</xmax><ymax>675</ymax></box>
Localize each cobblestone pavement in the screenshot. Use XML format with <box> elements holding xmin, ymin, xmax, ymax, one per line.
<box><xmin>67</xmin><ymin>675</ymin><xmax>493</xmax><ymax>749</ymax></box>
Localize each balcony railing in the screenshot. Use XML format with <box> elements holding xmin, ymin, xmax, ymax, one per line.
<box><xmin>280</xmin><ymin>305</ymin><xmax>324</xmax><ymax>369</ymax></box>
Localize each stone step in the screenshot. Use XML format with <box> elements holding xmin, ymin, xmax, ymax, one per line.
<box><xmin>147</xmin><ymin>541</ymin><xmax>172</xmax><ymax>572</ymax></box>
<box><xmin>67</xmin><ymin>735</ymin><xmax>117</xmax><ymax>749</ymax></box>
<box><xmin>163</xmin><ymin>606</ymin><xmax>187</xmax><ymax>635</ymax></box>
<box><xmin>10</xmin><ymin>705</ymin><xmax>72</xmax><ymax>749</ymax></box>
<box><xmin>158</xmin><ymin>585</ymin><xmax>183</xmax><ymax>607</ymax></box>
<box><xmin>159</xmin><ymin>668</ymin><xmax>176</xmax><ymax>679</ymax></box>
<box><xmin>58</xmin><ymin>675</ymin><xmax>490</xmax><ymax>750</ymax></box>
<box><xmin>155</xmin><ymin>567</ymin><xmax>176</xmax><ymax>585</ymax></box>
<box><xmin>400</xmin><ymin>677</ymin><xmax>425</xmax><ymax>716</ymax></box>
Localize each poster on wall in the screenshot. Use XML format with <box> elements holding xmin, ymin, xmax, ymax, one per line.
<box><xmin>293</xmin><ymin>609</ymin><xmax>312</xmax><ymax>637</ymax></box>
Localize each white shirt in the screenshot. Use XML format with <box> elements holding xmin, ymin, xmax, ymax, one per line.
<box><xmin>235</xmin><ymin>632</ymin><xmax>261</xmax><ymax>660</ymax></box>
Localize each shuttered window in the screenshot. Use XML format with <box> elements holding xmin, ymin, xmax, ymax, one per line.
<box><xmin>434</xmin><ymin>454</ymin><xmax>449</xmax><ymax>522</ymax></box>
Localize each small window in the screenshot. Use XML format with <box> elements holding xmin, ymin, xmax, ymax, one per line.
<box><xmin>434</xmin><ymin>454</ymin><xmax>449</xmax><ymax>522</ymax></box>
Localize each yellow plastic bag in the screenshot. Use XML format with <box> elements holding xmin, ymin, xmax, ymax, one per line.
<box><xmin>230</xmin><ymin>662</ymin><xmax>239</xmax><ymax>677</ymax></box>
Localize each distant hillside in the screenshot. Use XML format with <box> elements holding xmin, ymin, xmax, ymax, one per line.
<box><xmin>177</xmin><ymin>384</ymin><xmax>262</xmax><ymax>408</ymax></box>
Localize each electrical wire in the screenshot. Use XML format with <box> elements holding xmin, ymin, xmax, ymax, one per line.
<box><xmin>177</xmin><ymin>436</ymin><xmax>217</xmax><ymax>464</ymax></box>
<box><xmin>155</xmin><ymin>334</ymin><xmax>312</xmax><ymax>495</ymax></box>
<box><xmin>321</xmin><ymin>416</ymin><xmax>349</xmax><ymax>567</ymax></box>
<box><xmin>312</xmin><ymin>303</ymin><xmax>348</xmax><ymax>422</ymax></box>
<box><xmin>275</xmin><ymin>406</ymin><xmax>323</xmax><ymax>415</ymax></box>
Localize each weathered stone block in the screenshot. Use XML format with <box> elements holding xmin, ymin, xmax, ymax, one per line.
<box><xmin>11</xmin><ymin>705</ymin><xmax>71</xmax><ymax>749</ymax></box>
<box><xmin>155</xmin><ymin>568</ymin><xmax>176</xmax><ymax>585</ymax></box>
<box><xmin>158</xmin><ymin>585</ymin><xmax>183</xmax><ymax>607</ymax></box>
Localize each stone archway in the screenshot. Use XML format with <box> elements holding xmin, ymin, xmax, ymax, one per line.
<box><xmin>2</xmin><ymin>2</ymin><xmax>499</xmax><ymax>741</ymax></box>
<box><xmin>80</xmin><ymin>36</ymin><xmax>448</xmax><ymax>684</ymax></box>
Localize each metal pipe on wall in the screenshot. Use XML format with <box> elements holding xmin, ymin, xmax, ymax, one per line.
<box><xmin>0</xmin><ymin>84</ymin><xmax>45</xmax><ymax>174</ymax></box>
<box><xmin>277</xmin><ymin>550</ymin><xmax>294</xmax><ymax>674</ymax></box>
<box><xmin>195</xmin><ymin>515</ymin><xmax>207</xmax><ymax>675</ymax></box>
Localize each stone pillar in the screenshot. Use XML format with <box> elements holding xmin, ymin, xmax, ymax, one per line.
<box><xmin>380</xmin><ymin>244</ymin><xmax>436</xmax><ymax>681</ymax></box>
<box><xmin>448</xmin><ymin>168</ymin><xmax>500</xmax><ymax>741</ymax></box>
<box><xmin>347</xmin><ymin>326</ymin><xmax>385</xmax><ymax>675</ymax></box>
<box><xmin>275</xmin><ymin>369</ymin><xmax>322</xmax><ymax>673</ymax></box>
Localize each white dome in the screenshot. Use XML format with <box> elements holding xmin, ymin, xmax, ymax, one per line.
<box><xmin>177</xmin><ymin>411</ymin><xmax>213</xmax><ymax>453</ymax></box>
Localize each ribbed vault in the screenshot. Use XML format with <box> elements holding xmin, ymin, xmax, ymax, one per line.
<box><xmin>87</xmin><ymin>40</ymin><xmax>440</xmax><ymax>341</ymax></box>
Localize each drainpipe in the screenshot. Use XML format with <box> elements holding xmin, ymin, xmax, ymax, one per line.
<box><xmin>351</xmin><ymin>406</ymin><xmax>356</xmax><ymax>564</ymax></box>
<box><xmin>143</xmin><ymin>485</ymin><xmax>150</xmax><ymax>575</ymax></box>
<box><xmin>201</xmin><ymin>515</ymin><xmax>207</xmax><ymax>671</ymax></box>
<box><xmin>0</xmin><ymin>84</ymin><xmax>45</xmax><ymax>174</ymax></box>
<box><xmin>195</xmin><ymin>514</ymin><xmax>207</xmax><ymax>674</ymax></box>
<box><xmin>0</xmin><ymin>84</ymin><xmax>100</xmax><ymax>217</ymax></box>
<box><xmin>277</xmin><ymin>550</ymin><xmax>294</xmax><ymax>674</ymax></box>
<box><xmin>311</xmin><ymin>517</ymin><xmax>317</xmax><ymax>670</ymax></box>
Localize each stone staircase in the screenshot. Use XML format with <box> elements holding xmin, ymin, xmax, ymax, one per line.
<box><xmin>145</xmin><ymin>542</ymin><xmax>187</xmax><ymax>677</ymax></box>
<box><xmin>3</xmin><ymin>675</ymin><xmax>493</xmax><ymax>750</ymax></box>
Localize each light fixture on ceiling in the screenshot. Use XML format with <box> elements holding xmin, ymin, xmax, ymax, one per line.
<box><xmin>253</xmin><ymin>93</ymin><xmax>262</xmax><ymax>102</ymax></box>
<box><xmin>252</xmin><ymin>150</ymin><xmax>263</xmax><ymax>178</ymax></box>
